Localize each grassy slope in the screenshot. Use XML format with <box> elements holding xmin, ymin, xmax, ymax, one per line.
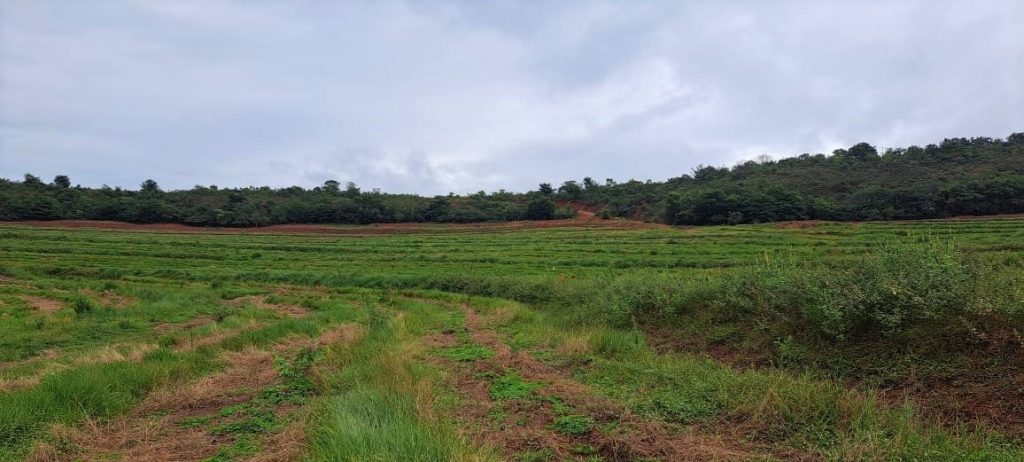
<box><xmin>0</xmin><ymin>218</ymin><xmax>1021</xmax><ymax>460</ymax></box>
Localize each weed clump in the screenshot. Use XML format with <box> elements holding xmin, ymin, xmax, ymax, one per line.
<box><xmin>69</xmin><ymin>296</ymin><xmax>96</xmax><ymax>315</ymax></box>
<box><xmin>488</xmin><ymin>372</ymin><xmax>539</xmax><ymax>400</ymax></box>
<box><xmin>551</xmin><ymin>415</ymin><xmax>593</xmax><ymax>436</ymax></box>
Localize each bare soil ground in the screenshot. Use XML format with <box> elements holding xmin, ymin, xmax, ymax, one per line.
<box><xmin>31</xmin><ymin>348</ymin><xmax>285</xmax><ymax>462</ymax></box>
<box><xmin>31</xmin><ymin>324</ymin><xmax>362</xmax><ymax>462</ymax></box>
<box><xmin>19</xmin><ymin>296</ymin><xmax>62</xmax><ymax>314</ymax></box>
<box><xmin>645</xmin><ymin>323</ymin><xmax>1024</xmax><ymax>439</ymax></box>
<box><xmin>428</xmin><ymin>301</ymin><xmax>795</xmax><ymax>462</ymax></box>
<box><xmin>878</xmin><ymin>346</ymin><xmax>1024</xmax><ymax>437</ymax></box>
<box><xmin>8</xmin><ymin>213</ymin><xmax>1022</xmax><ymax>236</ymax></box>
<box><xmin>227</xmin><ymin>296</ymin><xmax>309</xmax><ymax>318</ymax></box>
<box><xmin>80</xmin><ymin>289</ymin><xmax>137</xmax><ymax>309</ymax></box>
<box><xmin>4</xmin><ymin>217</ymin><xmax>664</xmax><ymax>235</ymax></box>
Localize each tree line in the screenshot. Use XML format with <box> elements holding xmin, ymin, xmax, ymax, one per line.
<box><xmin>0</xmin><ymin>176</ymin><xmax>576</xmax><ymax>227</ymax></box>
<box><xmin>1</xmin><ymin>132</ymin><xmax>1021</xmax><ymax>227</ymax></box>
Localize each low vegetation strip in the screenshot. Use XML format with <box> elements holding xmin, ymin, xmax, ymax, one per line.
<box><xmin>0</xmin><ymin>219</ymin><xmax>1021</xmax><ymax>460</ymax></box>
<box><xmin>428</xmin><ymin>302</ymin><xmax>765</xmax><ymax>461</ymax></box>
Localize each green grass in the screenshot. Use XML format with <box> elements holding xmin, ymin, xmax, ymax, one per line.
<box><xmin>438</xmin><ymin>344</ymin><xmax>494</xmax><ymax>362</ymax></box>
<box><xmin>488</xmin><ymin>372</ymin><xmax>540</xmax><ymax>401</ymax></box>
<box><xmin>551</xmin><ymin>415</ymin><xmax>594</xmax><ymax>436</ymax></box>
<box><xmin>0</xmin><ymin>219</ymin><xmax>1022</xmax><ymax>460</ymax></box>
<box><xmin>307</xmin><ymin>305</ymin><xmax>495</xmax><ymax>462</ymax></box>
<box><xmin>0</xmin><ymin>348</ymin><xmax>215</xmax><ymax>457</ymax></box>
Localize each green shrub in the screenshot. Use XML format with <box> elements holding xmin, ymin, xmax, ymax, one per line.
<box><xmin>805</xmin><ymin>238</ymin><xmax>977</xmax><ymax>340</ymax></box>
<box><xmin>69</xmin><ymin>296</ymin><xmax>96</xmax><ymax>315</ymax></box>
<box><xmin>553</xmin><ymin>207</ymin><xmax>577</xmax><ymax>220</ymax></box>
<box><xmin>774</xmin><ymin>336</ymin><xmax>808</xmax><ymax>367</ymax></box>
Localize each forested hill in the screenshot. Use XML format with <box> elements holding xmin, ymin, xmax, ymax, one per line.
<box><xmin>595</xmin><ymin>133</ymin><xmax>1024</xmax><ymax>224</ymax></box>
<box><xmin>2</xmin><ymin>133</ymin><xmax>1022</xmax><ymax>227</ymax></box>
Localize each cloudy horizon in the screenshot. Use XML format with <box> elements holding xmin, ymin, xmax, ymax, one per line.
<box><xmin>2</xmin><ymin>0</ymin><xmax>1022</xmax><ymax>194</ymax></box>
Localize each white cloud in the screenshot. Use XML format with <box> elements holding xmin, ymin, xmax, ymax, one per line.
<box><xmin>2</xmin><ymin>0</ymin><xmax>1021</xmax><ymax>194</ymax></box>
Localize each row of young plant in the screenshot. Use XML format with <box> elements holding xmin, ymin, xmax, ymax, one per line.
<box><xmin>299</xmin><ymin>236</ymin><xmax>1021</xmax><ymax>364</ymax></box>
<box><xmin>567</xmin><ymin>237</ymin><xmax>1022</xmax><ymax>347</ymax></box>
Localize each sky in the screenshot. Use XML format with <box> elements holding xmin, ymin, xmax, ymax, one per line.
<box><xmin>1</xmin><ymin>1</ymin><xmax>1022</xmax><ymax>195</ymax></box>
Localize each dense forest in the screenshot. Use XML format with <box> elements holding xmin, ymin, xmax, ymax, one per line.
<box><xmin>1</xmin><ymin>133</ymin><xmax>1022</xmax><ymax>227</ymax></box>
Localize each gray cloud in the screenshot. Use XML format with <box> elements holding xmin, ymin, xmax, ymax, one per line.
<box><xmin>2</xmin><ymin>0</ymin><xmax>1021</xmax><ymax>194</ymax></box>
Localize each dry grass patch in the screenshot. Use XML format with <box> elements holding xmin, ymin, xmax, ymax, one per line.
<box><xmin>84</xmin><ymin>343</ymin><xmax>158</xmax><ymax>364</ymax></box>
<box><xmin>557</xmin><ymin>331</ymin><xmax>596</xmax><ymax>357</ymax></box>
<box><xmin>19</xmin><ymin>296</ymin><xmax>62</xmax><ymax>314</ymax></box>
<box><xmin>80</xmin><ymin>289</ymin><xmax>136</xmax><ymax>309</ymax></box>
<box><xmin>36</xmin><ymin>348</ymin><xmax>287</xmax><ymax>462</ymax></box>
<box><xmin>227</xmin><ymin>296</ymin><xmax>308</xmax><ymax>318</ymax></box>
<box><xmin>173</xmin><ymin>321</ymin><xmax>260</xmax><ymax>352</ymax></box>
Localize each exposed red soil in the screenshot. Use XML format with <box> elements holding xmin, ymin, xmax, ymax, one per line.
<box><xmin>9</xmin><ymin>213</ymin><xmax>1023</xmax><ymax>236</ymax></box>
<box><xmin>427</xmin><ymin>300</ymin><xmax>785</xmax><ymax>461</ymax></box>
<box><xmin>227</xmin><ymin>295</ymin><xmax>309</xmax><ymax>318</ymax></box>
<box><xmin>889</xmin><ymin>376</ymin><xmax>1024</xmax><ymax>437</ymax></box>
<box><xmin>80</xmin><ymin>289</ymin><xmax>136</xmax><ymax>309</ymax></box>
<box><xmin>4</xmin><ymin>218</ymin><xmax>664</xmax><ymax>235</ymax></box>
<box><xmin>874</xmin><ymin>343</ymin><xmax>1024</xmax><ymax>437</ymax></box>
<box><xmin>154</xmin><ymin>315</ymin><xmax>216</xmax><ymax>334</ymax></box>
<box><xmin>19</xmin><ymin>295</ymin><xmax>62</xmax><ymax>314</ymax></box>
<box><xmin>642</xmin><ymin>324</ymin><xmax>771</xmax><ymax>369</ymax></box>
<box><xmin>646</xmin><ymin>322</ymin><xmax>1024</xmax><ymax>439</ymax></box>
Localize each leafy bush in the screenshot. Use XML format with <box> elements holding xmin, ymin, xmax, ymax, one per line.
<box><xmin>553</xmin><ymin>206</ymin><xmax>577</xmax><ymax>220</ymax></box>
<box><xmin>551</xmin><ymin>237</ymin><xmax>1021</xmax><ymax>349</ymax></box>
<box><xmin>805</xmin><ymin>238</ymin><xmax>977</xmax><ymax>340</ymax></box>
<box><xmin>69</xmin><ymin>296</ymin><xmax>96</xmax><ymax>315</ymax></box>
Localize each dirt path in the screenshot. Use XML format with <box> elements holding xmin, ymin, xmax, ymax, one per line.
<box><xmin>31</xmin><ymin>324</ymin><xmax>361</xmax><ymax>462</ymax></box>
<box><xmin>19</xmin><ymin>296</ymin><xmax>62</xmax><ymax>314</ymax></box>
<box><xmin>38</xmin><ymin>348</ymin><xmax>290</xmax><ymax>462</ymax></box>
<box><xmin>4</xmin><ymin>217</ymin><xmax>665</xmax><ymax>235</ymax></box>
<box><xmin>429</xmin><ymin>301</ymin><xmax>773</xmax><ymax>461</ymax></box>
<box><xmin>227</xmin><ymin>296</ymin><xmax>309</xmax><ymax>318</ymax></box>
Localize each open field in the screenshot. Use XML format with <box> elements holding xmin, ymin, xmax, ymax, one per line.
<box><xmin>0</xmin><ymin>218</ymin><xmax>1022</xmax><ymax>461</ymax></box>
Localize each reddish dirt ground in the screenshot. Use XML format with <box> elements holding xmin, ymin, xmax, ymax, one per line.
<box><xmin>3</xmin><ymin>218</ymin><xmax>664</xmax><ymax>235</ymax></box>
<box><xmin>7</xmin><ymin>213</ymin><xmax>1023</xmax><ymax>236</ymax></box>
<box><xmin>421</xmin><ymin>299</ymin><xmax>797</xmax><ymax>462</ymax></box>
<box><xmin>19</xmin><ymin>296</ymin><xmax>62</xmax><ymax>314</ymax></box>
<box><xmin>32</xmin><ymin>324</ymin><xmax>362</xmax><ymax>462</ymax></box>
<box><xmin>226</xmin><ymin>295</ymin><xmax>309</xmax><ymax>318</ymax></box>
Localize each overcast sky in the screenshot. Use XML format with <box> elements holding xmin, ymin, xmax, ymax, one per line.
<box><xmin>1</xmin><ymin>1</ymin><xmax>1021</xmax><ymax>194</ymax></box>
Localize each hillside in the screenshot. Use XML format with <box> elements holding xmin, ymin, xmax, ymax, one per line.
<box><xmin>2</xmin><ymin>133</ymin><xmax>1021</xmax><ymax>227</ymax></box>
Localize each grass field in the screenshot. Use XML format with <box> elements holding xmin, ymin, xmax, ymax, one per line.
<box><xmin>0</xmin><ymin>218</ymin><xmax>1022</xmax><ymax>461</ymax></box>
